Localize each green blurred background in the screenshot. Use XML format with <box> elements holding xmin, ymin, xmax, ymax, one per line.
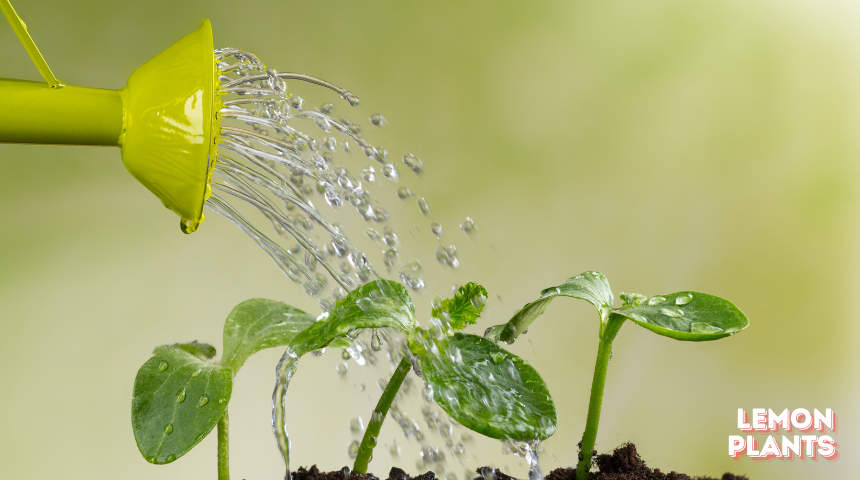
<box><xmin>1</xmin><ymin>0</ymin><xmax>857</xmax><ymax>479</ymax></box>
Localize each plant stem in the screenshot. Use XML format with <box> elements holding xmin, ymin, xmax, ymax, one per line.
<box><xmin>352</xmin><ymin>356</ymin><xmax>412</xmax><ymax>473</ymax></box>
<box><xmin>576</xmin><ymin>315</ymin><xmax>625</xmax><ymax>480</ymax></box>
<box><xmin>218</xmin><ymin>410</ymin><xmax>230</xmax><ymax>480</ymax></box>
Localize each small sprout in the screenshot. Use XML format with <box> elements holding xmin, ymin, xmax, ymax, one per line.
<box><xmin>488</xmin><ymin>271</ymin><xmax>749</xmax><ymax>480</ymax></box>
<box><xmin>132</xmin><ymin>281</ymin><xmax>557</xmax><ymax>478</ymax></box>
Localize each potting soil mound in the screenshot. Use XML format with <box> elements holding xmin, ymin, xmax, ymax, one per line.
<box><xmin>542</xmin><ymin>443</ymin><xmax>748</xmax><ymax>480</ymax></box>
<box><xmin>289</xmin><ymin>443</ymin><xmax>747</xmax><ymax>480</ymax></box>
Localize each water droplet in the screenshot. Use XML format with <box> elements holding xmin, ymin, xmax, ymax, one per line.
<box><xmin>620</xmin><ymin>292</ymin><xmax>647</xmax><ymax>306</ymax></box>
<box><xmin>198</xmin><ymin>395</ymin><xmax>210</xmax><ymax>406</ymax></box>
<box><xmin>399</xmin><ymin>269</ymin><xmax>425</xmax><ymax>291</ymax></box>
<box><xmin>417</xmin><ymin>198</ymin><xmax>431</xmax><ymax>216</ymax></box>
<box><xmin>659</xmin><ymin>307</ymin><xmax>684</xmax><ymax>318</ymax></box>
<box><xmin>362</xmin><ymin>166</ymin><xmax>376</xmax><ymax>182</ymax></box>
<box><xmin>397</xmin><ymin>187</ymin><xmax>412</xmax><ymax>199</ymax></box>
<box><xmin>364</xmin><ymin>228</ymin><xmax>384</xmax><ymax>244</ymax></box>
<box><xmin>402</xmin><ymin>153</ymin><xmax>423</xmax><ymax>175</ymax></box>
<box><xmin>373</xmin><ymin>206</ymin><xmax>390</xmax><ymax>221</ymax></box>
<box><xmin>342</xmin><ymin>349</ymin><xmax>351</xmax><ymax>360</ymax></box>
<box><xmin>383</xmin><ymin>226</ymin><xmax>398</xmax><ymax>247</ymax></box>
<box><xmin>348</xmin><ymin>440</ymin><xmax>360</xmax><ymax>458</ymax></box>
<box><xmin>418</xmin><ymin>384</ymin><xmax>433</xmax><ymax>405</ymax></box>
<box><xmin>320</xmin><ymin>103</ymin><xmax>334</xmax><ymax>114</ymax></box>
<box><xmin>383</xmin><ymin>248</ymin><xmax>399</xmax><ymax>269</ymax></box>
<box><xmin>165</xmin><ymin>454</ymin><xmax>176</xmax><ymax>463</ymax></box>
<box><xmin>371</xmin><ymin>330</ymin><xmax>383</xmax><ymax>351</ymax></box>
<box><xmin>382</xmin><ymin>164</ymin><xmax>399</xmax><ymax>181</ymax></box>
<box><xmin>315</xmin><ymin>116</ymin><xmax>331</xmax><ymax>132</ymax></box>
<box><xmin>343</xmin><ymin>93</ymin><xmax>360</xmax><ymax>106</ymax></box>
<box><xmin>436</xmin><ymin>245</ymin><xmax>460</xmax><ymax>268</ymax></box>
<box><xmin>290</xmin><ymin>96</ymin><xmax>304</xmax><ymax>110</ymax></box>
<box><xmin>691</xmin><ymin>322</ymin><xmax>724</xmax><ymax>334</ymax></box>
<box><xmin>349</xmin><ymin>417</ymin><xmax>364</xmax><ymax>433</ymax></box>
<box><xmin>191</xmin><ymin>368</ymin><xmax>202</xmax><ymax>377</ymax></box>
<box><xmin>370</xmin><ymin>113</ymin><xmax>385</xmax><ymax>126</ymax></box>
<box><xmin>357</xmin><ymin>297</ymin><xmax>374</xmax><ymax>312</ymax></box>
<box><xmin>324</xmin><ymin>188</ymin><xmax>344</xmax><ymax>207</ymax></box>
<box><xmin>430</xmin><ymin>222</ymin><xmax>444</xmax><ymax>237</ymax></box>
<box><xmin>177</xmin><ymin>389</ymin><xmax>186</xmax><ymax>404</ymax></box>
<box><xmin>471</xmin><ymin>294</ymin><xmax>488</xmax><ymax>312</ymax></box>
<box><xmin>336</xmin><ymin>363</ymin><xmax>349</xmax><ymax>377</ymax></box>
<box><xmin>218</xmin><ymin>398</ymin><xmax>226</xmax><ymax>404</ymax></box>
<box><xmin>647</xmin><ymin>296</ymin><xmax>666</xmax><ymax>306</ymax></box>
<box><xmin>490</xmin><ymin>352</ymin><xmax>506</xmax><ymax>364</ymax></box>
<box><xmin>675</xmin><ymin>293</ymin><xmax>693</xmax><ymax>305</ymax></box>
<box><xmin>158</xmin><ymin>361</ymin><xmax>168</xmax><ymax>372</ymax></box>
<box><xmin>164</xmin><ymin>424</ymin><xmax>173</xmax><ymax>434</ymax></box>
<box><xmin>390</xmin><ymin>441</ymin><xmax>401</xmax><ymax>457</ymax></box>
<box><xmin>460</xmin><ymin>217</ymin><xmax>477</xmax><ymax>235</ymax></box>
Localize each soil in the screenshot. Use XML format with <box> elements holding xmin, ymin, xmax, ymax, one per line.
<box><xmin>288</xmin><ymin>443</ymin><xmax>747</xmax><ymax>480</ymax></box>
<box><xmin>543</xmin><ymin>443</ymin><xmax>748</xmax><ymax>480</ymax></box>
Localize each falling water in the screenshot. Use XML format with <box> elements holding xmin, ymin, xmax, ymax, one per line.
<box><xmin>273</xmin><ymin>347</ymin><xmax>300</xmax><ymax>480</ymax></box>
<box><xmin>209</xmin><ymin>48</ymin><xmax>533</xmax><ymax>480</ymax></box>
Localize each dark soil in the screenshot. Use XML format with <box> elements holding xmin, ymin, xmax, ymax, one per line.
<box><xmin>288</xmin><ymin>443</ymin><xmax>747</xmax><ymax>480</ymax></box>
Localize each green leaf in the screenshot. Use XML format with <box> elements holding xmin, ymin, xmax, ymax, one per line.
<box><xmin>432</xmin><ymin>282</ymin><xmax>488</xmax><ymax>330</ymax></box>
<box><xmin>220</xmin><ymin>299</ymin><xmax>317</xmax><ymax>371</ymax></box>
<box><xmin>500</xmin><ymin>271</ymin><xmax>613</xmax><ymax>342</ymax></box>
<box><xmin>290</xmin><ymin>279</ymin><xmax>418</xmax><ymax>355</ymax></box>
<box><xmin>418</xmin><ymin>333</ymin><xmax>557</xmax><ymax>441</ymax></box>
<box><xmin>154</xmin><ymin>341</ymin><xmax>216</xmax><ymax>361</ymax></box>
<box><xmin>132</xmin><ymin>348</ymin><xmax>232</xmax><ymax>464</ymax></box>
<box><xmin>613</xmin><ymin>291</ymin><xmax>748</xmax><ymax>341</ymax></box>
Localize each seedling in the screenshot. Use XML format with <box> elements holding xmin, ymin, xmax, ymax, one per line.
<box><xmin>131</xmin><ymin>280</ymin><xmax>557</xmax><ymax>480</ymax></box>
<box><xmin>490</xmin><ymin>271</ymin><xmax>748</xmax><ymax>480</ymax></box>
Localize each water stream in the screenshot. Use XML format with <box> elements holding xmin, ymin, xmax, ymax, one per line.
<box><xmin>210</xmin><ymin>48</ymin><xmax>540</xmax><ymax>480</ymax></box>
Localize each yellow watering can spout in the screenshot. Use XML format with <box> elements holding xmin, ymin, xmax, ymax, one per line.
<box><xmin>0</xmin><ymin>0</ymin><xmax>218</xmax><ymax>234</ymax></box>
<box><xmin>122</xmin><ymin>19</ymin><xmax>218</xmax><ymax>233</ymax></box>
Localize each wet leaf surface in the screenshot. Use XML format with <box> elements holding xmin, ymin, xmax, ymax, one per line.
<box><xmin>419</xmin><ymin>333</ymin><xmax>557</xmax><ymax>441</ymax></box>
<box><xmin>501</xmin><ymin>271</ymin><xmax>614</xmax><ymax>342</ymax></box>
<box><xmin>290</xmin><ymin>279</ymin><xmax>418</xmax><ymax>354</ymax></box>
<box><xmin>613</xmin><ymin>291</ymin><xmax>748</xmax><ymax>341</ymax></box>
<box><xmin>221</xmin><ymin>298</ymin><xmax>316</xmax><ymax>371</ymax></box>
<box><xmin>132</xmin><ymin>348</ymin><xmax>232</xmax><ymax>464</ymax></box>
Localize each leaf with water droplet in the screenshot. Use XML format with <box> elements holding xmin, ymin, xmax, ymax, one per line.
<box><xmin>498</xmin><ymin>271</ymin><xmax>614</xmax><ymax>343</ymax></box>
<box><xmin>614</xmin><ymin>291</ymin><xmax>748</xmax><ymax>341</ymax></box>
<box><xmin>220</xmin><ymin>299</ymin><xmax>317</xmax><ymax>372</ymax></box>
<box><xmin>431</xmin><ymin>282</ymin><xmax>488</xmax><ymax>331</ymax></box>
<box><xmin>154</xmin><ymin>341</ymin><xmax>216</xmax><ymax>361</ymax></box>
<box><xmin>289</xmin><ymin>280</ymin><xmax>419</xmax><ymax>355</ymax></box>
<box><xmin>418</xmin><ymin>333</ymin><xmax>557</xmax><ymax>441</ymax></box>
<box><xmin>132</xmin><ymin>348</ymin><xmax>232</xmax><ymax>464</ymax></box>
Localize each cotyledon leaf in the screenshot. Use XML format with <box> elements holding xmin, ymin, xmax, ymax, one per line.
<box><xmin>132</xmin><ymin>348</ymin><xmax>232</xmax><ymax>464</ymax></box>
<box><xmin>418</xmin><ymin>333</ymin><xmax>557</xmax><ymax>441</ymax></box>
<box><xmin>432</xmin><ymin>282</ymin><xmax>488</xmax><ymax>330</ymax></box>
<box><xmin>613</xmin><ymin>291</ymin><xmax>748</xmax><ymax>341</ymax></box>
<box><xmin>500</xmin><ymin>271</ymin><xmax>613</xmax><ymax>343</ymax></box>
<box><xmin>289</xmin><ymin>279</ymin><xmax>418</xmax><ymax>355</ymax></box>
<box><xmin>220</xmin><ymin>299</ymin><xmax>316</xmax><ymax>372</ymax></box>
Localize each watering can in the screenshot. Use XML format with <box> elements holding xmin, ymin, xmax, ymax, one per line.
<box><xmin>0</xmin><ymin>0</ymin><xmax>219</xmax><ymax>233</ymax></box>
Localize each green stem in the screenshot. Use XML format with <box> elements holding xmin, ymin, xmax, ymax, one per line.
<box><xmin>576</xmin><ymin>315</ymin><xmax>625</xmax><ymax>480</ymax></box>
<box><xmin>218</xmin><ymin>410</ymin><xmax>230</xmax><ymax>480</ymax></box>
<box><xmin>352</xmin><ymin>356</ymin><xmax>412</xmax><ymax>473</ymax></box>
